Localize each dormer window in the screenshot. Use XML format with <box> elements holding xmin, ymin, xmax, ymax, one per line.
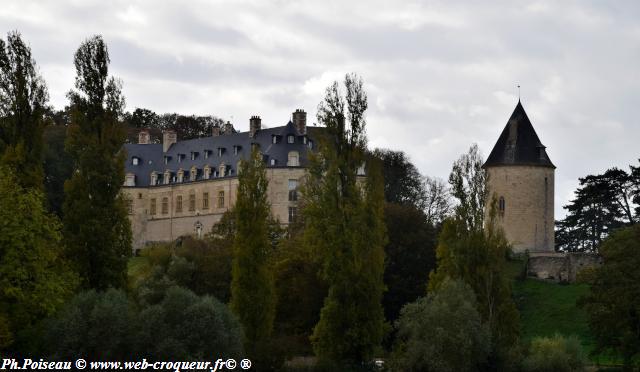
<box><xmin>132</xmin><ymin>157</ymin><xmax>140</xmax><ymax>166</ymax></box>
<box><xmin>204</xmin><ymin>150</ymin><xmax>212</xmax><ymax>159</ymax></box>
<box><xmin>270</xmin><ymin>158</ymin><xmax>277</xmax><ymax>166</ymax></box>
<box><xmin>233</xmin><ymin>145</ymin><xmax>241</xmax><ymax>155</ymax></box>
<box><xmin>190</xmin><ymin>166</ymin><xmax>197</xmax><ymax>181</ymax></box>
<box><xmin>302</xmin><ymin>136</ymin><xmax>307</xmax><ymax>144</ymax></box>
<box><xmin>164</xmin><ymin>156</ymin><xmax>171</xmax><ymax>165</ymax></box>
<box><xmin>150</xmin><ymin>172</ymin><xmax>158</xmax><ymax>186</ymax></box>
<box><xmin>217</xmin><ymin>147</ymin><xmax>226</xmax><ymax>157</ymax></box>
<box><xmin>272</xmin><ymin>135</ymin><xmax>278</xmax><ymax>144</ymax></box>
<box><xmin>213</xmin><ymin>169</ymin><xmax>218</xmax><ymax>178</ymax></box>
<box><xmin>219</xmin><ymin>163</ymin><xmax>226</xmax><ymax>177</ymax></box>
<box><xmin>287</xmin><ymin>135</ymin><xmax>295</xmax><ymax>144</ymax></box>
<box><xmin>287</xmin><ymin>151</ymin><xmax>299</xmax><ymax>167</ymax></box>
<box><xmin>177</xmin><ymin>169</ymin><xmax>184</xmax><ymax>183</ymax></box>
<box><xmin>124</xmin><ymin>173</ymin><xmax>135</xmax><ymax>187</ymax></box>
<box><xmin>177</xmin><ymin>154</ymin><xmax>185</xmax><ymax>163</ymax></box>
<box><xmin>308</xmin><ymin>140</ymin><xmax>313</xmax><ymax>149</ymax></box>
<box><xmin>204</xmin><ymin>166</ymin><xmax>211</xmax><ymax>180</ymax></box>
<box><xmin>191</xmin><ymin>152</ymin><xmax>198</xmax><ymax>161</ymax></box>
<box><xmin>164</xmin><ymin>170</ymin><xmax>172</xmax><ymax>185</ymax></box>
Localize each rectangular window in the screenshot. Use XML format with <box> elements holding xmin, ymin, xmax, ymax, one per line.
<box><xmin>218</xmin><ymin>190</ymin><xmax>225</xmax><ymax>208</ymax></box>
<box><xmin>127</xmin><ymin>198</ymin><xmax>133</xmax><ymax>214</ymax></box>
<box><xmin>161</xmin><ymin>197</ymin><xmax>169</xmax><ymax>215</ymax></box>
<box><xmin>203</xmin><ymin>192</ymin><xmax>209</xmax><ymax>209</ymax></box>
<box><xmin>189</xmin><ymin>194</ymin><xmax>196</xmax><ymax>212</ymax></box>
<box><xmin>288</xmin><ymin>179</ymin><xmax>298</xmax><ymax>201</ymax></box>
<box><xmin>288</xmin><ymin>207</ymin><xmax>297</xmax><ymax>223</ymax></box>
<box><xmin>150</xmin><ymin>198</ymin><xmax>157</xmax><ymax>215</ymax></box>
<box><xmin>176</xmin><ymin>195</ymin><xmax>183</xmax><ymax>213</ymax></box>
<box><xmin>287</xmin><ymin>135</ymin><xmax>294</xmax><ymax>144</ymax></box>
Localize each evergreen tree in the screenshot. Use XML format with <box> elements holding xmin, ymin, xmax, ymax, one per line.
<box><xmin>0</xmin><ymin>166</ymin><xmax>78</xmax><ymax>351</ymax></box>
<box><xmin>63</xmin><ymin>35</ymin><xmax>131</xmax><ymax>290</ymax></box>
<box><xmin>303</xmin><ymin>74</ymin><xmax>386</xmax><ymax>364</ymax></box>
<box><xmin>0</xmin><ymin>31</ymin><xmax>48</xmax><ymax>189</ymax></box>
<box><xmin>230</xmin><ymin>149</ymin><xmax>276</xmax><ymax>359</ymax></box>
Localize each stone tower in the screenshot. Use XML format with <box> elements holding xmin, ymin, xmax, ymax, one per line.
<box><xmin>483</xmin><ymin>101</ymin><xmax>555</xmax><ymax>253</ymax></box>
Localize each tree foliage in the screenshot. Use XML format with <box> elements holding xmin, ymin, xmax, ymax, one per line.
<box><xmin>230</xmin><ymin>149</ymin><xmax>277</xmax><ymax>357</ymax></box>
<box><xmin>430</xmin><ymin>145</ymin><xmax>520</xmax><ymax>368</ymax></box>
<box><xmin>449</xmin><ymin>143</ymin><xmax>486</xmax><ymax>232</ymax></box>
<box><xmin>556</xmin><ymin>166</ymin><xmax>639</xmax><ymax>252</ymax></box>
<box><xmin>383</xmin><ymin>203</ymin><xmax>436</xmax><ymax>323</ymax></box>
<box><xmin>371</xmin><ymin>149</ymin><xmax>426</xmax><ymax>209</ymax></box>
<box><xmin>0</xmin><ymin>31</ymin><xmax>48</xmax><ymax>189</ymax></box>
<box><xmin>0</xmin><ymin>166</ymin><xmax>77</xmax><ymax>351</ymax></box>
<box><xmin>579</xmin><ymin>224</ymin><xmax>640</xmax><ymax>368</ymax></box>
<box><xmin>303</xmin><ymin>74</ymin><xmax>386</xmax><ymax>363</ymax></box>
<box><xmin>393</xmin><ymin>278</ymin><xmax>491</xmax><ymax>372</ymax></box>
<box><xmin>63</xmin><ymin>35</ymin><xmax>132</xmax><ymax>290</ymax></box>
<box><xmin>42</xmin><ymin>125</ymin><xmax>73</xmax><ymax>217</ymax></box>
<box><xmin>43</xmin><ymin>287</ymin><xmax>243</xmax><ymax>361</ymax></box>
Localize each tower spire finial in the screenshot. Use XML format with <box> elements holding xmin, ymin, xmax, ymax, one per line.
<box><xmin>517</xmin><ymin>84</ymin><xmax>521</xmax><ymax>102</ymax></box>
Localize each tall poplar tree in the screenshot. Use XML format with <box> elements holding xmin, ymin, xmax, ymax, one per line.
<box><xmin>303</xmin><ymin>73</ymin><xmax>386</xmax><ymax>364</ymax></box>
<box><xmin>63</xmin><ymin>35</ymin><xmax>131</xmax><ymax>290</ymax></box>
<box><xmin>230</xmin><ymin>149</ymin><xmax>276</xmax><ymax>360</ymax></box>
<box><xmin>0</xmin><ymin>31</ymin><xmax>48</xmax><ymax>189</ymax></box>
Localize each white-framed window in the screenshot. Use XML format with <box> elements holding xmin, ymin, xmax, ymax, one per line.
<box><xmin>287</xmin><ymin>151</ymin><xmax>299</xmax><ymax>167</ymax></box>
<box><xmin>150</xmin><ymin>172</ymin><xmax>158</xmax><ymax>186</ymax></box>
<box><xmin>270</xmin><ymin>158</ymin><xmax>277</xmax><ymax>166</ymax></box>
<box><xmin>204</xmin><ymin>166</ymin><xmax>211</xmax><ymax>179</ymax></box>
<box><xmin>288</xmin><ymin>206</ymin><xmax>297</xmax><ymax>223</ymax></box>
<box><xmin>218</xmin><ymin>148</ymin><xmax>224</xmax><ymax>157</ymax></box>
<box><xmin>132</xmin><ymin>157</ymin><xmax>139</xmax><ymax>165</ymax></box>
<box><xmin>272</xmin><ymin>135</ymin><xmax>278</xmax><ymax>144</ymax></box>
<box><xmin>177</xmin><ymin>170</ymin><xmax>184</xmax><ymax>183</ymax></box>
<box><xmin>287</xmin><ymin>135</ymin><xmax>295</xmax><ymax>144</ymax></box>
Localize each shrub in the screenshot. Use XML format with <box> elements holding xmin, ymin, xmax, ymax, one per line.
<box><xmin>392</xmin><ymin>278</ymin><xmax>491</xmax><ymax>372</ymax></box>
<box><xmin>522</xmin><ymin>334</ymin><xmax>586</xmax><ymax>372</ymax></box>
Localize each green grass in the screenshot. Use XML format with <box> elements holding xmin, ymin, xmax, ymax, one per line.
<box><xmin>508</xmin><ymin>259</ymin><xmax>622</xmax><ymax>367</ymax></box>
<box><xmin>127</xmin><ymin>256</ymin><xmax>151</xmax><ymax>289</ymax></box>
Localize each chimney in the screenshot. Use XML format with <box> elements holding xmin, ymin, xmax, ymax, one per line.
<box><xmin>162</xmin><ymin>129</ymin><xmax>177</xmax><ymax>153</ymax></box>
<box><xmin>223</xmin><ymin>121</ymin><xmax>234</xmax><ymax>135</ymax></box>
<box><xmin>212</xmin><ymin>125</ymin><xmax>221</xmax><ymax>137</ymax></box>
<box><xmin>138</xmin><ymin>129</ymin><xmax>150</xmax><ymax>144</ymax></box>
<box><xmin>293</xmin><ymin>109</ymin><xmax>307</xmax><ymax>135</ymax></box>
<box><xmin>249</xmin><ymin>115</ymin><xmax>261</xmax><ymax>138</ymax></box>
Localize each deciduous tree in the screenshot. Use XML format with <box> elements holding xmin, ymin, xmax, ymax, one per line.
<box><xmin>303</xmin><ymin>74</ymin><xmax>386</xmax><ymax>364</ymax></box>
<box><xmin>0</xmin><ymin>31</ymin><xmax>48</xmax><ymax>189</ymax></box>
<box><xmin>63</xmin><ymin>35</ymin><xmax>131</xmax><ymax>290</ymax></box>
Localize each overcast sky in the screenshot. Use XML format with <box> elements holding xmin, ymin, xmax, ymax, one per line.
<box><xmin>2</xmin><ymin>0</ymin><xmax>639</xmax><ymax>218</ymax></box>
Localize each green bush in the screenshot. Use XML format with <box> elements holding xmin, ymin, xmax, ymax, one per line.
<box><xmin>522</xmin><ymin>334</ymin><xmax>586</xmax><ymax>372</ymax></box>
<box><xmin>392</xmin><ymin>278</ymin><xmax>491</xmax><ymax>372</ymax></box>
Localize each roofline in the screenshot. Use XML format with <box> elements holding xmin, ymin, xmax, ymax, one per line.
<box><xmin>482</xmin><ymin>162</ymin><xmax>556</xmax><ymax>170</ymax></box>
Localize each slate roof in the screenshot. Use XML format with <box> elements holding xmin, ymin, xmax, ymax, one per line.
<box><xmin>124</xmin><ymin>121</ymin><xmax>322</xmax><ymax>187</ymax></box>
<box><xmin>483</xmin><ymin>101</ymin><xmax>555</xmax><ymax>169</ymax></box>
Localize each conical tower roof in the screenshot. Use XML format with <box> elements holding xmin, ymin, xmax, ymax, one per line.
<box><xmin>483</xmin><ymin>101</ymin><xmax>555</xmax><ymax>168</ymax></box>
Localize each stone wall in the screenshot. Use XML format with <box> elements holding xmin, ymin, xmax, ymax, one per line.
<box><xmin>526</xmin><ymin>252</ymin><xmax>602</xmax><ymax>283</ymax></box>
<box><xmin>485</xmin><ymin>165</ymin><xmax>555</xmax><ymax>253</ymax></box>
<box><xmin>123</xmin><ymin>167</ymin><xmax>306</xmax><ymax>250</ymax></box>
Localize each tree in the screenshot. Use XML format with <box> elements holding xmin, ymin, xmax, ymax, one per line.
<box><xmin>522</xmin><ymin>334</ymin><xmax>586</xmax><ymax>372</ymax></box>
<box><xmin>303</xmin><ymin>74</ymin><xmax>386</xmax><ymax>364</ymax></box>
<box><xmin>42</xmin><ymin>124</ymin><xmax>73</xmax><ymax>217</ymax></box>
<box><xmin>449</xmin><ymin>143</ymin><xmax>486</xmax><ymax>232</ymax></box>
<box><xmin>230</xmin><ymin>149</ymin><xmax>277</xmax><ymax>359</ymax></box>
<box><xmin>383</xmin><ymin>203</ymin><xmax>436</xmax><ymax>323</ymax></box>
<box><xmin>429</xmin><ymin>145</ymin><xmax>520</xmax><ymax>368</ymax></box>
<box><xmin>0</xmin><ymin>31</ymin><xmax>48</xmax><ymax>189</ymax></box>
<box><xmin>0</xmin><ymin>166</ymin><xmax>77</xmax><ymax>351</ymax></box>
<box><xmin>371</xmin><ymin>149</ymin><xmax>426</xmax><ymax>209</ymax></box>
<box><xmin>579</xmin><ymin>224</ymin><xmax>640</xmax><ymax>369</ymax></box>
<box><xmin>423</xmin><ymin>175</ymin><xmax>452</xmax><ymax>225</ymax></box>
<box><xmin>63</xmin><ymin>35</ymin><xmax>132</xmax><ymax>290</ymax></box>
<box><xmin>392</xmin><ymin>278</ymin><xmax>491</xmax><ymax>372</ymax></box>
<box><xmin>556</xmin><ymin>167</ymin><xmax>637</xmax><ymax>252</ymax></box>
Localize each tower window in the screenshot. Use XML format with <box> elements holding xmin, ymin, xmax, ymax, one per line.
<box><xmin>499</xmin><ymin>196</ymin><xmax>505</xmax><ymax>216</ymax></box>
<box><xmin>288</xmin><ymin>206</ymin><xmax>297</xmax><ymax>223</ymax></box>
<box><xmin>288</xmin><ymin>179</ymin><xmax>298</xmax><ymax>201</ymax></box>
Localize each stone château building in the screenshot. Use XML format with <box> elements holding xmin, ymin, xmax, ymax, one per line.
<box><xmin>122</xmin><ymin>109</ymin><xmax>317</xmax><ymax>250</ymax></box>
<box><xmin>483</xmin><ymin>101</ymin><xmax>555</xmax><ymax>253</ymax></box>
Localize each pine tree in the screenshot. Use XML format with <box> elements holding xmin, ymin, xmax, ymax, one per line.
<box><xmin>63</xmin><ymin>35</ymin><xmax>131</xmax><ymax>290</ymax></box>
<box><xmin>230</xmin><ymin>149</ymin><xmax>276</xmax><ymax>358</ymax></box>
<box><xmin>0</xmin><ymin>31</ymin><xmax>48</xmax><ymax>189</ymax></box>
<box><xmin>303</xmin><ymin>74</ymin><xmax>386</xmax><ymax>364</ymax></box>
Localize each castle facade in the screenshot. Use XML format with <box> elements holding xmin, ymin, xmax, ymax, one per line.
<box><xmin>122</xmin><ymin>109</ymin><xmax>315</xmax><ymax>250</ymax></box>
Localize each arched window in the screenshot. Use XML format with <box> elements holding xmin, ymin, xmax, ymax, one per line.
<box><xmin>499</xmin><ymin>196</ymin><xmax>505</xmax><ymax>216</ymax></box>
<box><xmin>287</xmin><ymin>151</ymin><xmax>299</xmax><ymax>167</ymax></box>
